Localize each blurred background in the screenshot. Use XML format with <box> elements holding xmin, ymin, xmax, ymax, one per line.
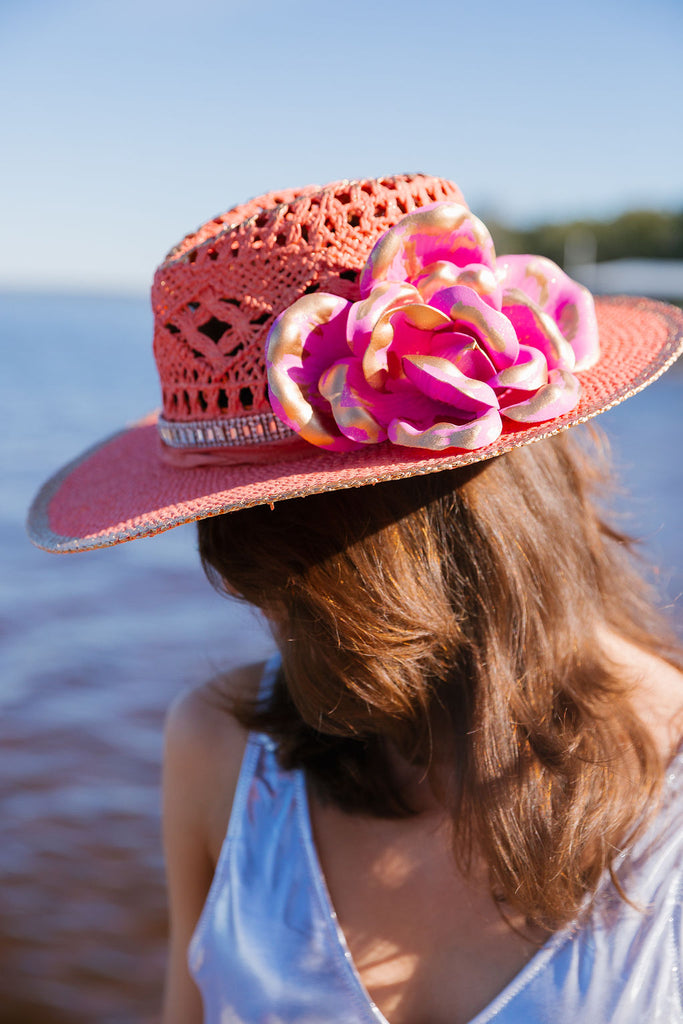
<box><xmin>1</xmin><ymin>0</ymin><xmax>682</xmax><ymax>1020</ymax></box>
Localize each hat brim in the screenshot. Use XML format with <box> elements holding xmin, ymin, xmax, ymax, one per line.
<box><xmin>28</xmin><ymin>296</ymin><xmax>683</xmax><ymax>553</ymax></box>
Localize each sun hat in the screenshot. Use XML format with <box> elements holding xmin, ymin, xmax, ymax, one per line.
<box><xmin>28</xmin><ymin>173</ymin><xmax>683</xmax><ymax>553</ymax></box>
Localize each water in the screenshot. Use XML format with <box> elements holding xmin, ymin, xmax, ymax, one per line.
<box><xmin>1</xmin><ymin>292</ymin><xmax>275</xmax><ymax>1022</ymax></box>
<box><xmin>1</xmin><ymin>291</ymin><xmax>681</xmax><ymax>1022</ymax></box>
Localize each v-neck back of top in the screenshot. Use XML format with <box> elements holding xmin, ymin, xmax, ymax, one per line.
<box><xmin>189</xmin><ymin>658</ymin><xmax>683</xmax><ymax>1024</ymax></box>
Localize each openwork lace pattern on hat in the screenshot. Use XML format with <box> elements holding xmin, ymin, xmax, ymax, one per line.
<box><xmin>152</xmin><ymin>176</ymin><xmax>464</xmax><ymax>426</ymax></box>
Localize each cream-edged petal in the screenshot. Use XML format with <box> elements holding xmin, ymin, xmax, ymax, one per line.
<box><xmin>346</xmin><ymin>281</ymin><xmax>421</xmax><ymax>356</ymax></box>
<box><xmin>429</xmin><ymin>286</ymin><xmax>519</xmax><ymax>369</ymax></box>
<box><xmin>497</xmin><ymin>255</ymin><xmax>599</xmax><ymax>371</ymax></box>
<box><xmin>360</xmin><ymin>203</ymin><xmax>497</xmax><ymax>296</ymax></box>
<box><xmin>489</xmin><ymin>344</ymin><xmax>548</xmax><ymax>391</ymax></box>
<box><xmin>412</xmin><ymin>261</ymin><xmax>501</xmax><ymax>307</ymax></box>
<box><xmin>319</xmin><ymin>360</ymin><xmax>387</xmax><ymax>445</ymax></box>
<box><xmin>402</xmin><ymin>355</ymin><xmax>499</xmax><ymax>411</ymax></box>
<box><xmin>501</xmin><ymin>369</ymin><xmax>581</xmax><ymax>423</ymax></box>
<box><xmin>362</xmin><ymin>302</ymin><xmax>451</xmax><ymax>388</ymax></box>
<box><xmin>388</xmin><ymin>406</ymin><xmax>503</xmax><ymax>451</ymax></box>
<box><xmin>501</xmin><ymin>288</ymin><xmax>576</xmax><ymax>372</ymax></box>
<box><xmin>266</xmin><ymin>293</ymin><xmax>359</xmax><ymax>450</ymax></box>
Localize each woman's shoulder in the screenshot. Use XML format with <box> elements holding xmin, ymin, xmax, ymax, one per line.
<box><xmin>164</xmin><ymin>659</ymin><xmax>266</xmax><ymax>749</ymax></box>
<box><xmin>603</xmin><ymin>631</ymin><xmax>683</xmax><ymax>760</ymax></box>
<box><xmin>163</xmin><ymin>660</ymin><xmax>269</xmax><ymax>864</ymax></box>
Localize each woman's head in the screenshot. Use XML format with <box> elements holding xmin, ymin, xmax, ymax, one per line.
<box><xmin>198</xmin><ymin>426</ymin><xmax>677</xmax><ymax>928</ymax></box>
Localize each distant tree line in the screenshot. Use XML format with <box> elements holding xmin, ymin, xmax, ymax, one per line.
<box><xmin>487</xmin><ymin>209</ymin><xmax>683</xmax><ymax>267</ymax></box>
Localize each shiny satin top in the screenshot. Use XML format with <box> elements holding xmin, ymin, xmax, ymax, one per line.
<box><xmin>189</xmin><ymin>658</ymin><xmax>683</xmax><ymax>1023</ymax></box>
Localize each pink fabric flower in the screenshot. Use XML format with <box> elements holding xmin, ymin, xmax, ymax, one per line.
<box><xmin>266</xmin><ymin>203</ymin><xmax>599</xmax><ymax>453</ymax></box>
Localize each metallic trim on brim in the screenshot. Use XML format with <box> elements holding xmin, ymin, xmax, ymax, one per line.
<box><xmin>158</xmin><ymin>413</ymin><xmax>296</xmax><ymax>448</ymax></box>
<box><xmin>27</xmin><ymin>427</ymin><xmax>137</xmax><ymax>552</ymax></box>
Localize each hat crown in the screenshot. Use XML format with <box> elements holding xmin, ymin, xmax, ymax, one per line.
<box><xmin>151</xmin><ymin>175</ymin><xmax>465</xmax><ymax>426</ymax></box>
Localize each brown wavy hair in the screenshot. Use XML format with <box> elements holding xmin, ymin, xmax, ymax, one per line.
<box><xmin>198</xmin><ymin>428</ymin><xmax>680</xmax><ymax>930</ymax></box>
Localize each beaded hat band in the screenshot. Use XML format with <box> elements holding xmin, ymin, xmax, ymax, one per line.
<box><xmin>157</xmin><ymin>413</ymin><xmax>296</xmax><ymax>449</ymax></box>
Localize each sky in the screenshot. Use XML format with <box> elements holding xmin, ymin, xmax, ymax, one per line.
<box><xmin>1</xmin><ymin>0</ymin><xmax>682</xmax><ymax>293</ymax></box>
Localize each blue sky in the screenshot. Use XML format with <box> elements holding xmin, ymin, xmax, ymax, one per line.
<box><xmin>1</xmin><ymin>0</ymin><xmax>682</xmax><ymax>292</ymax></box>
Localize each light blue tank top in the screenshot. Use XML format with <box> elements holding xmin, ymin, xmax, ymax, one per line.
<box><xmin>189</xmin><ymin>658</ymin><xmax>683</xmax><ymax>1023</ymax></box>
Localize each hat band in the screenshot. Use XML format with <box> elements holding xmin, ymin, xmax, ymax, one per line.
<box><xmin>158</xmin><ymin>413</ymin><xmax>296</xmax><ymax>449</ymax></box>
<box><xmin>157</xmin><ymin>413</ymin><xmax>313</xmax><ymax>469</ymax></box>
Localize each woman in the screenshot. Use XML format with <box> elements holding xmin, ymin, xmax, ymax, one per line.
<box><xmin>28</xmin><ymin>175</ymin><xmax>683</xmax><ymax>1023</ymax></box>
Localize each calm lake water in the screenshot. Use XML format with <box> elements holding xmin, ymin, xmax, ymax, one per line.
<box><xmin>1</xmin><ymin>291</ymin><xmax>681</xmax><ymax>1022</ymax></box>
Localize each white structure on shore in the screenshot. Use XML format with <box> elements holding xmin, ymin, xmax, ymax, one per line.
<box><xmin>568</xmin><ymin>259</ymin><xmax>683</xmax><ymax>301</ymax></box>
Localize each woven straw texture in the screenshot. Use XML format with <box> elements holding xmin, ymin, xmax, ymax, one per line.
<box><xmin>152</xmin><ymin>175</ymin><xmax>464</xmax><ymax>424</ymax></box>
<box><xmin>28</xmin><ymin>296</ymin><xmax>683</xmax><ymax>552</ymax></box>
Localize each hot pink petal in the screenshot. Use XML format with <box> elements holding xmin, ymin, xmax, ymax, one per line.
<box><xmin>429</xmin><ymin>286</ymin><xmax>519</xmax><ymax>370</ymax></box>
<box><xmin>489</xmin><ymin>344</ymin><xmax>548</xmax><ymax>392</ymax></box>
<box><xmin>360</xmin><ymin>203</ymin><xmax>497</xmax><ymax>297</ymax></box>
<box><xmin>500</xmin><ymin>369</ymin><xmax>581</xmax><ymax>423</ymax></box>
<box><xmin>411</xmin><ymin>259</ymin><xmax>461</xmax><ymax>301</ymax></box>
<box><xmin>346</xmin><ymin>281</ymin><xmax>421</xmax><ymax>356</ymax></box>
<box><xmin>371</xmin><ymin>383</ymin><xmax>453</xmax><ymax>430</ymax></box>
<box><xmin>350</xmin><ymin>374</ymin><xmax>489</xmax><ymax>434</ymax></box>
<box><xmin>388</xmin><ymin>406</ymin><xmax>503</xmax><ymax>451</ymax></box>
<box><xmin>319</xmin><ymin>361</ymin><xmax>450</xmax><ymax>438</ymax></box>
<box><xmin>362</xmin><ymin>302</ymin><xmax>451</xmax><ymax>388</ymax></box>
<box><xmin>267</xmin><ymin>293</ymin><xmax>358</xmax><ymax>449</ymax></box>
<box><xmin>318</xmin><ymin>359</ymin><xmax>387</xmax><ymax>445</ymax></box>
<box><xmin>430</xmin><ymin>333</ymin><xmax>497</xmax><ymax>380</ymax></box>
<box><xmin>501</xmin><ymin>288</ymin><xmax>576</xmax><ymax>372</ymax></box>
<box><xmin>402</xmin><ymin>355</ymin><xmax>499</xmax><ymax>413</ymax></box>
<box><xmin>412</xmin><ymin>261</ymin><xmax>502</xmax><ymax>308</ymax></box>
<box><xmin>497</xmin><ymin>255</ymin><xmax>599</xmax><ymax>371</ymax></box>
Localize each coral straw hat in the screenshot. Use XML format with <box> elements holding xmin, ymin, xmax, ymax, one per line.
<box><xmin>28</xmin><ymin>174</ymin><xmax>683</xmax><ymax>553</ymax></box>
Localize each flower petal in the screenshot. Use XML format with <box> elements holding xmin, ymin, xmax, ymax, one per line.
<box><xmin>360</xmin><ymin>203</ymin><xmax>497</xmax><ymax>297</ymax></box>
<box><xmin>412</xmin><ymin>261</ymin><xmax>501</xmax><ymax>308</ymax></box>
<box><xmin>266</xmin><ymin>293</ymin><xmax>359</xmax><ymax>449</ymax></box>
<box><xmin>411</xmin><ymin>259</ymin><xmax>461</xmax><ymax>301</ymax></box>
<box><xmin>430</xmin><ymin>333</ymin><xmax>497</xmax><ymax>380</ymax></box>
<box><xmin>450</xmin><ymin>264</ymin><xmax>503</xmax><ymax>309</ymax></box>
<box><xmin>402</xmin><ymin>354</ymin><xmax>499</xmax><ymax>412</ymax></box>
<box><xmin>500</xmin><ymin>369</ymin><xmax>581</xmax><ymax>423</ymax></box>
<box><xmin>318</xmin><ymin>359</ymin><xmax>387</xmax><ymax>445</ymax></box>
<box><xmin>501</xmin><ymin>288</ymin><xmax>576</xmax><ymax>372</ymax></box>
<box><xmin>429</xmin><ymin>286</ymin><xmax>519</xmax><ymax>369</ymax></box>
<box><xmin>489</xmin><ymin>344</ymin><xmax>548</xmax><ymax>392</ymax></box>
<box><xmin>371</xmin><ymin>382</ymin><xmax>454</xmax><ymax>430</ymax></box>
<box><xmin>362</xmin><ymin>302</ymin><xmax>451</xmax><ymax>388</ymax></box>
<box><xmin>388</xmin><ymin>406</ymin><xmax>503</xmax><ymax>451</ymax></box>
<box><xmin>497</xmin><ymin>255</ymin><xmax>599</xmax><ymax>370</ymax></box>
<box><xmin>346</xmin><ymin>281</ymin><xmax>421</xmax><ymax>356</ymax></box>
